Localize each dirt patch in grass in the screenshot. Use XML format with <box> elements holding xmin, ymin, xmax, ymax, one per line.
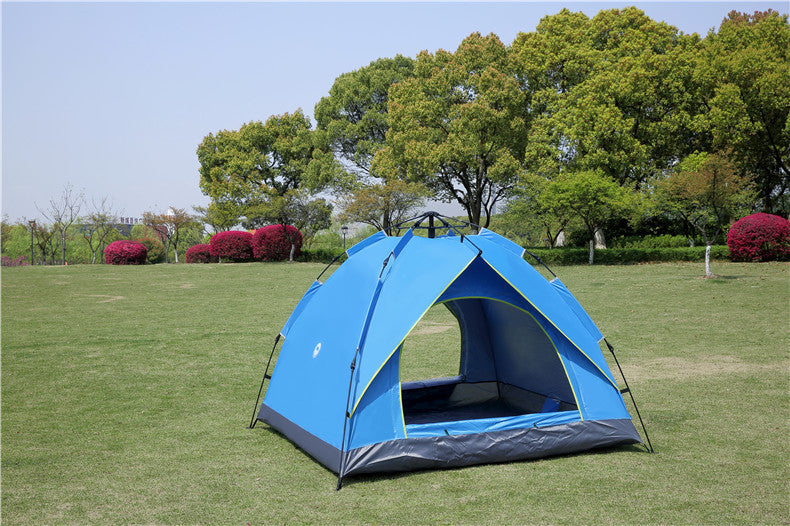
<box><xmin>83</xmin><ymin>294</ymin><xmax>125</xmax><ymax>303</ymax></box>
<box><xmin>623</xmin><ymin>354</ymin><xmax>786</xmax><ymax>381</ymax></box>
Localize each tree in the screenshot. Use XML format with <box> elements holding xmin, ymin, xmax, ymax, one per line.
<box><xmin>694</xmin><ymin>10</ymin><xmax>790</xmax><ymax>215</ymax></box>
<box><xmin>656</xmin><ymin>152</ymin><xmax>755</xmax><ymax>277</ymax></box>
<box><xmin>197</xmin><ymin>110</ymin><xmax>343</xmax><ymax>220</ymax></box>
<box><xmin>193</xmin><ymin>200</ymin><xmax>242</xmax><ymax>234</ymax></box>
<box><xmin>543</xmin><ymin>170</ymin><xmax>634</xmax><ymax>264</ymax></box>
<box><xmin>514</xmin><ymin>8</ymin><xmax>702</xmax><ymax>196</ymax></box>
<box><xmin>37</xmin><ymin>183</ymin><xmax>84</xmax><ymax>265</ymax></box>
<box><xmin>338</xmin><ymin>179</ymin><xmax>429</xmax><ymax>233</ymax></box>
<box><xmin>502</xmin><ymin>173</ymin><xmax>572</xmax><ymax>248</ymax></box>
<box><xmin>315</xmin><ymin>55</ymin><xmax>415</xmax><ymax>184</ymax></box>
<box><xmin>315</xmin><ymin>56</ymin><xmax>421</xmax><ymax>230</ymax></box>
<box><xmin>81</xmin><ymin>197</ymin><xmax>118</xmax><ymax>264</ymax></box>
<box><xmin>142</xmin><ymin>208</ymin><xmax>197</xmax><ymax>263</ymax></box>
<box><xmin>245</xmin><ymin>189</ymin><xmax>333</xmax><ymax>261</ymax></box>
<box><xmin>32</xmin><ymin>221</ymin><xmax>58</xmax><ymax>265</ymax></box>
<box><xmin>373</xmin><ymin>33</ymin><xmax>528</xmax><ymax>228</ymax></box>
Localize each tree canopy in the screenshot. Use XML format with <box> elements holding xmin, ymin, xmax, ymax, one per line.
<box><xmin>373</xmin><ymin>33</ymin><xmax>528</xmax><ymax>228</ymax></box>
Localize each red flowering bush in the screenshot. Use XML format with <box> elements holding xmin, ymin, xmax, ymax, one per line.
<box><xmin>104</xmin><ymin>240</ymin><xmax>148</xmax><ymax>265</ymax></box>
<box><xmin>727</xmin><ymin>213</ymin><xmax>790</xmax><ymax>262</ymax></box>
<box><xmin>209</xmin><ymin>230</ymin><xmax>253</xmax><ymax>262</ymax></box>
<box><xmin>185</xmin><ymin>243</ymin><xmax>218</xmax><ymax>263</ymax></box>
<box><xmin>252</xmin><ymin>225</ymin><xmax>302</xmax><ymax>261</ymax></box>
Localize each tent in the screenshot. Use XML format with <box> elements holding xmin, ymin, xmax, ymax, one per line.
<box><xmin>249</xmin><ymin>213</ymin><xmax>650</xmax><ymax>488</ymax></box>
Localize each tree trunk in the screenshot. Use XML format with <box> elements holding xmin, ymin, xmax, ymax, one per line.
<box><xmin>594</xmin><ymin>227</ymin><xmax>607</xmax><ymax>249</ymax></box>
<box><xmin>173</xmin><ymin>247</ymin><xmax>179</xmax><ymax>264</ymax></box>
<box><xmin>289</xmin><ymin>243</ymin><xmax>295</xmax><ymax>262</ymax></box>
<box><xmin>61</xmin><ymin>233</ymin><xmax>67</xmax><ymax>265</ymax></box>
<box><xmin>588</xmin><ymin>239</ymin><xmax>595</xmax><ymax>265</ymax></box>
<box><xmin>704</xmin><ymin>244</ymin><xmax>713</xmax><ymax>278</ymax></box>
<box><xmin>554</xmin><ymin>230</ymin><xmax>566</xmax><ymax>248</ymax></box>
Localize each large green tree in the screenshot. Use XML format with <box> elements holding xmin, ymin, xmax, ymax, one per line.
<box><xmin>693</xmin><ymin>10</ymin><xmax>790</xmax><ymax>214</ymax></box>
<box><xmin>315</xmin><ymin>55</ymin><xmax>414</xmax><ymax>182</ymax></box>
<box><xmin>514</xmin><ymin>8</ymin><xmax>701</xmax><ymax>187</ymax></box>
<box><xmin>373</xmin><ymin>32</ymin><xmax>529</xmax><ymax>228</ymax></box>
<box><xmin>196</xmin><ymin>110</ymin><xmax>341</xmax><ymax>225</ymax></box>
<box><xmin>315</xmin><ymin>56</ymin><xmax>425</xmax><ymax>232</ymax></box>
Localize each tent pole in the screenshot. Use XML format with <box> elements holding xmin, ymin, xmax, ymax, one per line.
<box><xmin>605</xmin><ymin>339</ymin><xmax>654</xmax><ymax>453</ymax></box>
<box><xmin>248</xmin><ymin>334</ymin><xmax>281</xmax><ymax>429</ymax></box>
<box><xmin>316</xmin><ymin>254</ymin><xmax>341</xmax><ymax>282</ymax></box>
<box><xmin>337</xmin><ymin>348</ymin><xmax>360</xmax><ymax>491</ymax></box>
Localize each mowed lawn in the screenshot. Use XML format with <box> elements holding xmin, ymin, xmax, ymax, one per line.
<box><xmin>1</xmin><ymin>260</ymin><xmax>788</xmax><ymax>524</ymax></box>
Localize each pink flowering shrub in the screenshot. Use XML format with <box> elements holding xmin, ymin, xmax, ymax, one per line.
<box><xmin>209</xmin><ymin>230</ymin><xmax>253</xmax><ymax>262</ymax></box>
<box><xmin>104</xmin><ymin>240</ymin><xmax>148</xmax><ymax>265</ymax></box>
<box><xmin>185</xmin><ymin>244</ymin><xmax>218</xmax><ymax>263</ymax></box>
<box><xmin>252</xmin><ymin>225</ymin><xmax>302</xmax><ymax>261</ymax></box>
<box><xmin>2</xmin><ymin>255</ymin><xmax>29</xmax><ymax>267</ymax></box>
<box><xmin>727</xmin><ymin>213</ymin><xmax>790</xmax><ymax>262</ymax></box>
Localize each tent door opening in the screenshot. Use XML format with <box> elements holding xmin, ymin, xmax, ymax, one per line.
<box><xmin>398</xmin><ymin>298</ymin><xmax>578</xmax><ymax>431</ymax></box>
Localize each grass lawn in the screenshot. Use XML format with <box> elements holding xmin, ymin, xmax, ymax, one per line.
<box><xmin>1</xmin><ymin>260</ymin><xmax>788</xmax><ymax>524</ymax></box>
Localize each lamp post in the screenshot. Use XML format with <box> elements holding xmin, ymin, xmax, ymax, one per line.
<box><xmin>341</xmin><ymin>225</ymin><xmax>348</xmax><ymax>250</ymax></box>
<box><xmin>28</xmin><ymin>220</ymin><xmax>36</xmax><ymax>265</ymax></box>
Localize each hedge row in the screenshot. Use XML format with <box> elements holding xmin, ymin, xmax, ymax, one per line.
<box><xmin>524</xmin><ymin>245</ymin><xmax>731</xmax><ymax>266</ymax></box>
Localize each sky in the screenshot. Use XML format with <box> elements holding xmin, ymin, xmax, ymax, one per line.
<box><xmin>2</xmin><ymin>1</ymin><xmax>788</xmax><ymax>222</ymax></box>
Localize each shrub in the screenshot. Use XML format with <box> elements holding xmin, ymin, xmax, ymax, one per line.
<box><xmin>134</xmin><ymin>237</ymin><xmax>166</xmax><ymax>264</ymax></box>
<box><xmin>1</xmin><ymin>255</ymin><xmax>29</xmax><ymax>267</ymax></box>
<box><xmin>727</xmin><ymin>213</ymin><xmax>790</xmax><ymax>262</ymax></box>
<box><xmin>252</xmin><ymin>225</ymin><xmax>302</xmax><ymax>261</ymax></box>
<box><xmin>609</xmin><ymin>234</ymin><xmax>694</xmax><ymax>249</ymax></box>
<box><xmin>209</xmin><ymin>231</ymin><xmax>253</xmax><ymax>262</ymax></box>
<box><xmin>104</xmin><ymin>240</ymin><xmax>147</xmax><ymax>265</ymax></box>
<box><xmin>524</xmin><ymin>246</ymin><xmax>731</xmax><ymax>266</ymax></box>
<box><xmin>185</xmin><ymin>244</ymin><xmax>218</xmax><ymax>263</ymax></box>
<box><xmin>297</xmin><ymin>247</ymin><xmax>346</xmax><ymax>264</ymax></box>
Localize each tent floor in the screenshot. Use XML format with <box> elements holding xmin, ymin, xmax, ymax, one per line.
<box><xmin>401</xmin><ymin>380</ymin><xmax>576</xmax><ymax>425</ymax></box>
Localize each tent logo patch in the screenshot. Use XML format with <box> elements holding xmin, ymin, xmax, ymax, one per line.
<box><xmin>312</xmin><ymin>342</ymin><xmax>322</xmax><ymax>358</ymax></box>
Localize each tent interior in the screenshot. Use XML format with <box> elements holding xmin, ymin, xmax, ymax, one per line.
<box><xmin>396</xmin><ymin>259</ymin><xmax>581</xmax><ymax>429</ymax></box>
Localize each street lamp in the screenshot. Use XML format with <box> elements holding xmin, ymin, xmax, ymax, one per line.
<box><xmin>341</xmin><ymin>225</ymin><xmax>349</xmax><ymax>250</ymax></box>
<box><xmin>28</xmin><ymin>220</ymin><xmax>36</xmax><ymax>265</ymax></box>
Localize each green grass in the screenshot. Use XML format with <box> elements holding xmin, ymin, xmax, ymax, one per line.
<box><xmin>2</xmin><ymin>261</ymin><xmax>788</xmax><ymax>524</ymax></box>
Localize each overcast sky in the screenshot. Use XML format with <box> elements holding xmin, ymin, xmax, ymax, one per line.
<box><xmin>2</xmin><ymin>1</ymin><xmax>787</xmax><ymax>222</ymax></box>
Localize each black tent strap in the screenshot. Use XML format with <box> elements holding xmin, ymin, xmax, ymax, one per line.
<box><xmin>316</xmin><ymin>254</ymin><xmax>342</xmax><ymax>282</ymax></box>
<box><xmin>248</xmin><ymin>334</ymin><xmax>282</xmax><ymax>429</ymax></box>
<box><xmin>390</xmin><ymin>211</ymin><xmax>480</xmax><ymax>234</ymax></box>
<box><xmin>605</xmin><ymin>339</ymin><xmax>654</xmax><ymax>453</ymax></box>
<box><xmin>389</xmin><ymin>212</ymin><xmax>484</xmax><ymax>256</ymax></box>
<box><xmin>337</xmin><ymin>347</ymin><xmax>361</xmax><ymax>491</ymax></box>
<box><xmin>522</xmin><ymin>249</ymin><xmax>558</xmax><ymax>278</ymax></box>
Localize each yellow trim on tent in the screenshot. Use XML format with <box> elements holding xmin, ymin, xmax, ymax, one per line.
<box><xmin>485</xmin><ymin>262</ymin><xmax>620</xmax><ymax>392</ymax></box>
<box><xmin>349</xmin><ymin>256</ymin><xmax>477</xmax><ymax>417</ymax></box>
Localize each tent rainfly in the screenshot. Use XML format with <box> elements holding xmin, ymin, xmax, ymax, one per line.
<box><xmin>249</xmin><ymin>213</ymin><xmax>652</xmax><ymax>489</ymax></box>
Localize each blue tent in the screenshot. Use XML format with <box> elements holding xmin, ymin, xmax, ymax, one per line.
<box><xmin>250</xmin><ymin>214</ymin><xmax>648</xmax><ymax>487</ymax></box>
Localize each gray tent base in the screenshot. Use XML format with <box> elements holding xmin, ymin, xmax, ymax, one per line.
<box><xmin>258</xmin><ymin>404</ymin><xmax>641</xmax><ymax>478</ymax></box>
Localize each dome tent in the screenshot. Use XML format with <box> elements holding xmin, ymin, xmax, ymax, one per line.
<box><xmin>249</xmin><ymin>213</ymin><xmax>650</xmax><ymax>489</ymax></box>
